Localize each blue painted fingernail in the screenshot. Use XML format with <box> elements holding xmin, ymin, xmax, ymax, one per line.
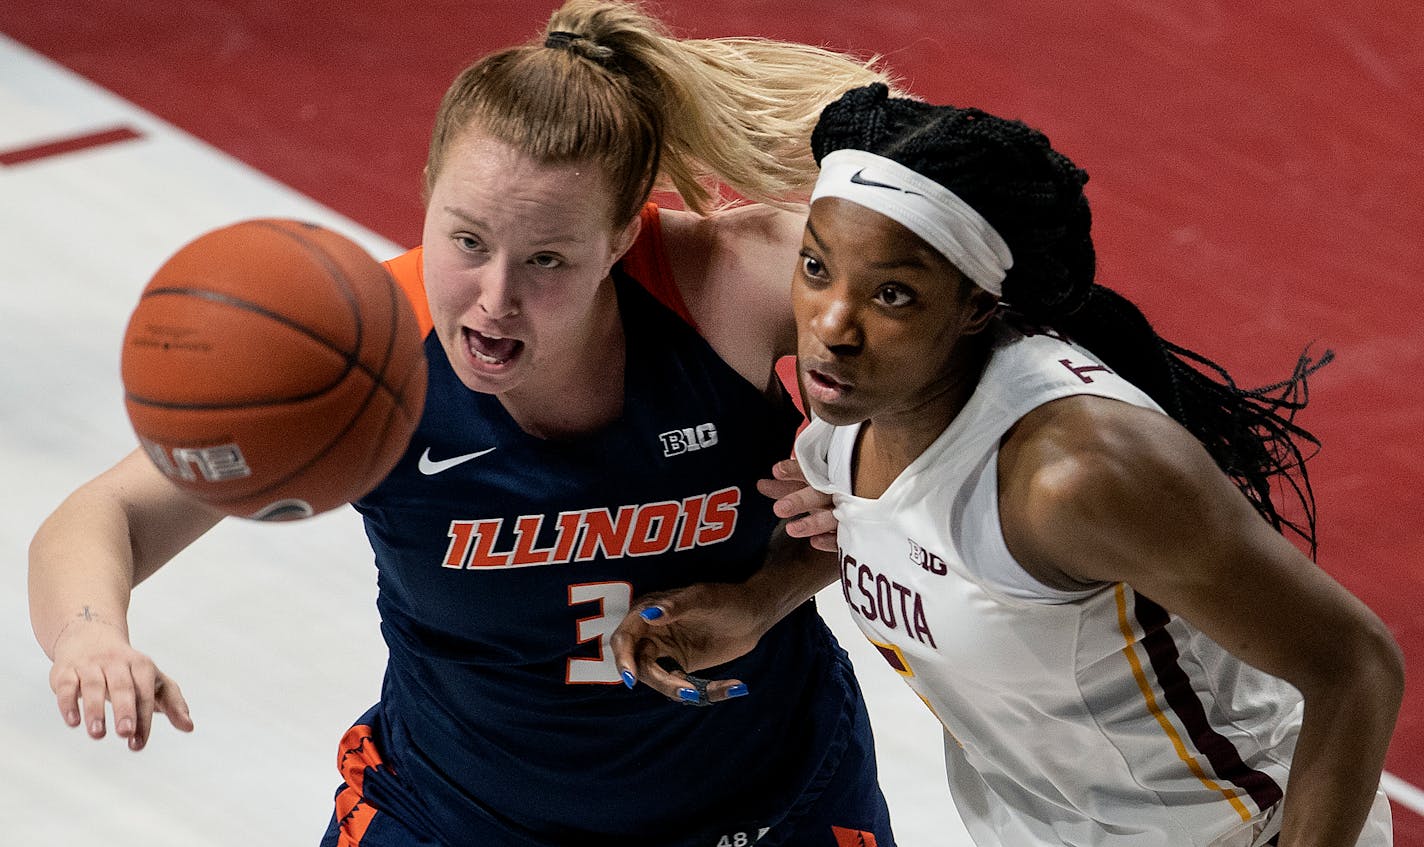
<box><xmin>726</xmin><ymin>683</ymin><xmax>750</xmax><ymax>699</ymax></box>
<box><xmin>621</xmin><ymin>670</ymin><xmax>636</xmax><ymax>689</ymax></box>
<box><xmin>639</xmin><ymin>607</ymin><xmax>665</xmax><ymax>622</ymax></box>
<box><xmin>678</xmin><ymin>687</ymin><xmax>701</xmax><ymax>703</ymax></box>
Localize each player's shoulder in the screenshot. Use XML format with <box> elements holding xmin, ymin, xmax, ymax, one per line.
<box><xmin>1001</xmin><ymin>396</ymin><xmax>1211</xmax><ymax>532</ymax></box>
<box><xmin>661</xmin><ymin>203</ymin><xmax>807</xmax><ymax>363</ymax></box>
<box><xmin>689</xmin><ymin>203</ymin><xmax>806</xmax><ymax>255</ymax></box>
<box><xmin>995</xmin><ymin>396</ymin><xmax>1220</xmax><ymax>590</ymax></box>
<box><xmin>382</xmin><ymin>246</ymin><xmax>432</xmax><ymax>335</ymax></box>
<box><xmin>658</xmin><ymin>204</ymin><xmax>805</xmax><ymax>275</ymax></box>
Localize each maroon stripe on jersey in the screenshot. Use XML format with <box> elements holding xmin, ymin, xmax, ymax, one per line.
<box><xmin>0</xmin><ymin>126</ymin><xmax>142</xmax><ymax>166</ymax></box>
<box><xmin>1132</xmin><ymin>593</ymin><xmax>1284</xmax><ymax>812</ymax></box>
<box><xmin>872</xmin><ymin>642</ymin><xmax>908</xmax><ymax>673</ymax></box>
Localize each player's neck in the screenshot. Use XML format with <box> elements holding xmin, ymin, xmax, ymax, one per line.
<box><xmin>499</xmin><ymin>289</ymin><xmax>627</xmax><ymax>440</ymax></box>
<box><xmin>851</xmin><ymin>345</ymin><xmax>988</xmax><ymax>499</ymax></box>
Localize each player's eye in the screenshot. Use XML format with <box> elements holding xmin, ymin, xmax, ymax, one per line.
<box><xmin>530</xmin><ymin>254</ymin><xmax>563</xmax><ymax>270</ymax></box>
<box><xmin>875</xmin><ymin>283</ymin><xmax>915</xmax><ymax>308</ymax></box>
<box><xmin>799</xmin><ymin>252</ymin><xmax>827</xmax><ymax>280</ymax></box>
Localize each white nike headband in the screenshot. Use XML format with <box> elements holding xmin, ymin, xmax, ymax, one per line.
<box><xmin>810</xmin><ymin>148</ymin><xmax>1013</xmax><ymax>296</ymax></box>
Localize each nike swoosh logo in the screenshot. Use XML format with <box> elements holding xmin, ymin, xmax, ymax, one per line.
<box><xmin>417</xmin><ymin>446</ymin><xmax>496</xmax><ymax>475</ymax></box>
<box><xmin>849</xmin><ymin>167</ymin><xmax>923</xmax><ymax>197</ymax></box>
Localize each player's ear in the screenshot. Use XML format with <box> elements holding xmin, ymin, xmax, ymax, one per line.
<box><xmin>610</xmin><ymin>213</ymin><xmax>642</xmax><ymax>264</ymax></box>
<box><xmin>963</xmin><ymin>278</ymin><xmax>1000</xmax><ymax>336</ymax></box>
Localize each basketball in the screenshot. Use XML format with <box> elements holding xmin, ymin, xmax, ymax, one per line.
<box><xmin>120</xmin><ymin>219</ymin><xmax>427</xmax><ymax>521</ymax></box>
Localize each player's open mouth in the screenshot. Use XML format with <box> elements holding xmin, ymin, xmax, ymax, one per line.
<box><xmin>805</xmin><ymin>367</ymin><xmax>853</xmax><ymax>402</ymax></box>
<box><xmin>465</xmin><ymin>328</ymin><xmax>523</xmax><ymax>367</ymax></box>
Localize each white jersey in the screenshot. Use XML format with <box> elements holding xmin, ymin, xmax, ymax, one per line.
<box><xmin>796</xmin><ymin>322</ymin><xmax>1392</xmax><ymax>847</ymax></box>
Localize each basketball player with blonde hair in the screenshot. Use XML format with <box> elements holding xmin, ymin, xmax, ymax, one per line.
<box><xmin>29</xmin><ymin>2</ymin><xmax>903</xmax><ymax>844</ymax></box>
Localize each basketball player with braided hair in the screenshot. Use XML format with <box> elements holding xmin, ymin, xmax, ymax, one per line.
<box><xmin>614</xmin><ymin>84</ymin><xmax>1403</xmax><ymax>846</ymax></box>
<box><xmin>29</xmin><ymin>3</ymin><xmax>902</xmax><ymax>844</ymax></box>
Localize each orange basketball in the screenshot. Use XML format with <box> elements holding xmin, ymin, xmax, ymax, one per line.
<box><xmin>121</xmin><ymin>219</ymin><xmax>427</xmax><ymax>521</ymax></box>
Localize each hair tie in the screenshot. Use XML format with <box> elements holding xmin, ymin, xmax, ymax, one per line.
<box><xmin>543</xmin><ymin>30</ymin><xmax>615</xmax><ymax>62</ymax></box>
<box><xmin>545</xmin><ymin>30</ymin><xmax>582</xmax><ymax>49</ymax></box>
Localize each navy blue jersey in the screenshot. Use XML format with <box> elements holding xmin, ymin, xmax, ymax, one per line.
<box><xmin>349</xmin><ymin>253</ymin><xmax>859</xmax><ymax>844</ymax></box>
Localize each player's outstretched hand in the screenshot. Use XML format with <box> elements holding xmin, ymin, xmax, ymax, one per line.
<box><xmin>49</xmin><ymin>620</ymin><xmax>194</xmax><ymax>750</ymax></box>
<box><xmin>757</xmin><ymin>458</ymin><xmax>837</xmax><ymax>552</ymax></box>
<box><xmin>611</xmin><ymin>582</ymin><xmax>772</xmax><ymax>706</ymax></box>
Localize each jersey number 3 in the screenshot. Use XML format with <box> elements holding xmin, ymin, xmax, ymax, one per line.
<box><xmin>567</xmin><ymin>581</ymin><xmax>632</xmax><ymax>684</ymax></box>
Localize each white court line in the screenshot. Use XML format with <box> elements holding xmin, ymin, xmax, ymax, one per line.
<box><xmin>1383</xmin><ymin>771</ymin><xmax>1424</xmax><ymax>818</ymax></box>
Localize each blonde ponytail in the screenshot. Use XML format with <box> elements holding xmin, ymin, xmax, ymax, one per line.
<box><xmin>427</xmin><ymin>0</ymin><xmax>896</xmax><ymax>224</ymax></box>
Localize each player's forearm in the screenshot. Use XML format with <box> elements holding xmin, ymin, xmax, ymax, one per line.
<box><xmin>1275</xmin><ymin>627</ymin><xmax>1403</xmax><ymax>847</ymax></box>
<box><xmin>743</xmin><ymin>522</ymin><xmax>841</xmax><ymax>628</ymax></box>
<box><xmin>28</xmin><ymin>486</ymin><xmax>139</xmax><ymax>659</ymax></box>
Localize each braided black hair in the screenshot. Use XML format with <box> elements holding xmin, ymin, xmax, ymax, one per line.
<box><xmin>812</xmin><ymin>83</ymin><xmax>1331</xmax><ymax>554</ymax></box>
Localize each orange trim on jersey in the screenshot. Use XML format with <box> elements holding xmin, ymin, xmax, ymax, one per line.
<box><xmin>832</xmin><ymin>825</ymin><xmax>879</xmax><ymax>847</ymax></box>
<box><xmin>1114</xmin><ymin>583</ymin><xmax>1252</xmax><ymax>822</ymax></box>
<box><xmin>618</xmin><ymin>203</ymin><xmax>699</xmax><ymax>328</ymax></box>
<box><xmin>332</xmin><ymin>724</ymin><xmax>385</xmax><ymax>845</ymax></box>
<box><xmin>383</xmin><ymin>247</ymin><xmax>433</xmax><ymax>337</ymax></box>
<box><xmin>336</xmin><ymin>723</ymin><xmax>384</xmax><ymax>795</ymax></box>
<box><xmin>334</xmin><ymin>785</ymin><xmax>378</xmax><ymax>847</ymax></box>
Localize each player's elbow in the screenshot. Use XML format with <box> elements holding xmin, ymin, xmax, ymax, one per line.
<box><xmin>1361</xmin><ymin>620</ymin><xmax>1406</xmax><ymax>709</ymax></box>
<box><xmin>1306</xmin><ymin>615</ymin><xmax>1405</xmax><ymax>714</ymax></box>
